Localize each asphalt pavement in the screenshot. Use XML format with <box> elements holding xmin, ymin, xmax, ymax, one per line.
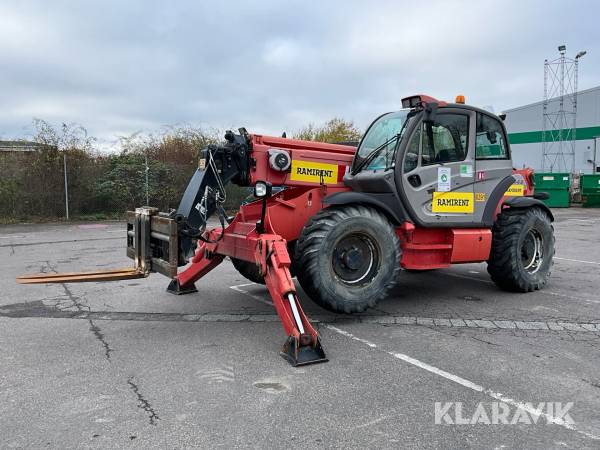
<box><xmin>1</xmin><ymin>208</ymin><xmax>599</xmax><ymax>449</ymax></box>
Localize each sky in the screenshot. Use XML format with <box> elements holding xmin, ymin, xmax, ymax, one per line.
<box><xmin>1</xmin><ymin>0</ymin><xmax>598</xmax><ymax>149</ymax></box>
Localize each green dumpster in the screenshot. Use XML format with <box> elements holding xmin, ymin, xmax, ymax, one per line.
<box><xmin>581</xmin><ymin>174</ymin><xmax>600</xmax><ymax>208</ymax></box>
<box><xmin>533</xmin><ymin>172</ymin><xmax>571</xmax><ymax>208</ymax></box>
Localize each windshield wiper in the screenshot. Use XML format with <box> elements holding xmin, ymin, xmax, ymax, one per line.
<box><xmin>352</xmin><ymin>110</ymin><xmax>417</xmax><ymax>175</ymax></box>
<box><xmin>352</xmin><ymin>134</ymin><xmax>400</xmax><ymax>175</ymax></box>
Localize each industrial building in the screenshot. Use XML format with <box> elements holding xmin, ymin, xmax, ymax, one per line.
<box><xmin>504</xmin><ymin>85</ymin><xmax>600</xmax><ymax>174</ymax></box>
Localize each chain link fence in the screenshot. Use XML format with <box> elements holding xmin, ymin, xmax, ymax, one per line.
<box><xmin>0</xmin><ymin>124</ymin><xmax>247</xmax><ymax>223</ymax></box>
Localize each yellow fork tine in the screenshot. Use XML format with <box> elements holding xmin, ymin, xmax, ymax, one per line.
<box><xmin>16</xmin><ymin>267</ymin><xmax>147</xmax><ymax>284</ymax></box>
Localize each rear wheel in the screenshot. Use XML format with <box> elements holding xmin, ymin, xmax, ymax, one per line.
<box><xmin>487</xmin><ymin>207</ymin><xmax>554</xmax><ymax>292</ymax></box>
<box><xmin>296</xmin><ymin>205</ymin><xmax>401</xmax><ymax>313</ymax></box>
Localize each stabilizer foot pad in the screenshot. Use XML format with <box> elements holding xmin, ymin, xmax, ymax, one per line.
<box><xmin>166</xmin><ymin>279</ymin><xmax>198</xmax><ymax>295</ymax></box>
<box><xmin>280</xmin><ymin>335</ymin><xmax>328</xmax><ymax>367</ymax></box>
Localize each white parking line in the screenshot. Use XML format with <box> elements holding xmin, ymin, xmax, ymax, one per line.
<box><xmin>229</xmin><ymin>283</ymin><xmax>274</xmax><ymax>306</ymax></box>
<box><xmin>555</xmin><ymin>257</ymin><xmax>600</xmax><ymax>266</ymax></box>
<box><xmin>228</xmin><ymin>281</ymin><xmax>600</xmax><ymax>438</ymax></box>
<box><xmin>326</xmin><ymin>325</ymin><xmax>600</xmax><ymax>441</ymax></box>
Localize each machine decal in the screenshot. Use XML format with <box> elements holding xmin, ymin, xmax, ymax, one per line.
<box><xmin>504</xmin><ymin>184</ymin><xmax>525</xmax><ymax>196</ymax></box>
<box><xmin>475</xmin><ymin>192</ymin><xmax>487</xmax><ymax>202</ymax></box>
<box><xmin>460</xmin><ymin>164</ymin><xmax>473</xmax><ymax>177</ymax></box>
<box><xmin>437</xmin><ymin>167</ymin><xmax>451</xmax><ymax>192</ymax></box>
<box><xmin>290</xmin><ymin>160</ymin><xmax>338</xmax><ymax>183</ymax></box>
<box><xmin>432</xmin><ymin>192</ymin><xmax>475</xmax><ymax>213</ymax></box>
<box><xmin>477</xmin><ymin>171</ymin><xmax>486</xmax><ymax>181</ymax></box>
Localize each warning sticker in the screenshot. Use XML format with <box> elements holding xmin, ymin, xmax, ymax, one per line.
<box><xmin>432</xmin><ymin>192</ymin><xmax>474</xmax><ymax>213</ymax></box>
<box><xmin>475</xmin><ymin>192</ymin><xmax>486</xmax><ymax>202</ymax></box>
<box><xmin>504</xmin><ymin>184</ymin><xmax>525</xmax><ymax>196</ymax></box>
<box><xmin>290</xmin><ymin>160</ymin><xmax>338</xmax><ymax>184</ymax></box>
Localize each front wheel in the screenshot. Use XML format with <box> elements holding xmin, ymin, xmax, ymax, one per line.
<box><xmin>230</xmin><ymin>257</ymin><xmax>265</xmax><ymax>285</ymax></box>
<box><xmin>296</xmin><ymin>205</ymin><xmax>401</xmax><ymax>313</ymax></box>
<box><xmin>487</xmin><ymin>207</ymin><xmax>554</xmax><ymax>292</ymax></box>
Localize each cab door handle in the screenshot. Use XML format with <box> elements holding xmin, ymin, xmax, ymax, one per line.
<box><xmin>408</xmin><ymin>174</ymin><xmax>421</xmax><ymax>187</ymax></box>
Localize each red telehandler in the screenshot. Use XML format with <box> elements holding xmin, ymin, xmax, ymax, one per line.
<box><xmin>18</xmin><ymin>95</ymin><xmax>554</xmax><ymax>366</ymax></box>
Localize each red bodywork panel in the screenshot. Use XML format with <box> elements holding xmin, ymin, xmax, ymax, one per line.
<box><xmin>396</xmin><ymin>224</ymin><xmax>492</xmax><ymax>270</ymax></box>
<box><xmin>491</xmin><ymin>167</ymin><xmax>536</xmax><ymax>220</ymax></box>
<box><xmin>248</xmin><ymin>134</ymin><xmax>355</xmax><ymax>188</ymax></box>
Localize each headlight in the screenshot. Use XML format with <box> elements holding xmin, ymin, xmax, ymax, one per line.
<box><xmin>254</xmin><ymin>181</ymin><xmax>272</xmax><ymax>198</ymax></box>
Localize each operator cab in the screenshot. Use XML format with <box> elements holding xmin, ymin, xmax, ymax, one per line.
<box><xmin>344</xmin><ymin>94</ymin><xmax>514</xmax><ymax>228</ymax></box>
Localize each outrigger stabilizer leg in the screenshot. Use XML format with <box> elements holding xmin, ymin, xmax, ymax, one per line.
<box><xmin>171</xmin><ymin>227</ymin><xmax>328</xmax><ymax>366</ymax></box>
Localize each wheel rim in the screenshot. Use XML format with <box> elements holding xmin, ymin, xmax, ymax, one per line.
<box><xmin>331</xmin><ymin>233</ymin><xmax>380</xmax><ymax>285</ymax></box>
<box><xmin>521</xmin><ymin>228</ymin><xmax>544</xmax><ymax>274</ymax></box>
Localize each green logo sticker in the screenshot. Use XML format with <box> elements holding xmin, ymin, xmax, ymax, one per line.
<box><xmin>460</xmin><ymin>164</ymin><xmax>473</xmax><ymax>177</ymax></box>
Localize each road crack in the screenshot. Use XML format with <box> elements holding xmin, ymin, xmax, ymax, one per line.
<box><xmin>127</xmin><ymin>377</ymin><xmax>160</xmax><ymax>425</ymax></box>
<box><xmin>88</xmin><ymin>320</ymin><xmax>113</xmax><ymax>360</ymax></box>
<box><xmin>43</xmin><ymin>260</ymin><xmax>113</xmax><ymax>361</ymax></box>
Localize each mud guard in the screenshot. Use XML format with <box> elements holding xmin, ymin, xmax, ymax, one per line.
<box><xmin>323</xmin><ymin>191</ymin><xmax>406</xmax><ymax>224</ymax></box>
<box><xmin>502</xmin><ymin>196</ymin><xmax>554</xmax><ymax>221</ymax></box>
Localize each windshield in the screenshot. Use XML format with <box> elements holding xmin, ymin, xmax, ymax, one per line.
<box><xmin>353</xmin><ymin>110</ymin><xmax>410</xmax><ymax>172</ymax></box>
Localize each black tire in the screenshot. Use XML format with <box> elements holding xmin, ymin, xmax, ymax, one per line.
<box><xmin>487</xmin><ymin>207</ymin><xmax>554</xmax><ymax>292</ymax></box>
<box><xmin>296</xmin><ymin>205</ymin><xmax>401</xmax><ymax>313</ymax></box>
<box><xmin>230</xmin><ymin>257</ymin><xmax>265</xmax><ymax>285</ymax></box>
<box><xmin>231</xmin><ymin>240</ymin><xmax>298</xmax><ymax>284</ymax></box>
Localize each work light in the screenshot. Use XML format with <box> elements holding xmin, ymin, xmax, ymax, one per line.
<box><xmin>254</xmin><ymin>181</ymin><xmax>272</xmax><ymax>198</ymax></box>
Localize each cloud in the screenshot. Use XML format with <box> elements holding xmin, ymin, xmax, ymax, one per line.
<box><xmin>0</xmin><ymin>0</ymin><xmax>598</xmax><ymax>145</ymax></box>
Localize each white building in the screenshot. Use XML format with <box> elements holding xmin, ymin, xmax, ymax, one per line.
<box><xmin>504</xmin><ymin>85</ymin><xmax>600</xmax><ymax>174</ymax></box>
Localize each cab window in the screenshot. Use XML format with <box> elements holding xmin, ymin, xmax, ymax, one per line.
<box><xmin>355</xmin><ymin>110</ymin><xmax>409</xmax><ymax>171</ymax></box>
<box><xmin>421</xmin><ymin>114</ymin><xmax>469</xmax><ymax>166</ymax></box>
<box><xmin>476</xmin><ymin>113</ymin><xmax>508</xmax><ymax>159</ymax></box>
<box><xmin>403</xmin><ymin>126</ymin><xmax>420</xmax><ymax>173</ymax></box>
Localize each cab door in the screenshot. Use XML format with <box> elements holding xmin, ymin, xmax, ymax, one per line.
<box><xmin>399</xmin><ymin>108</ymin><xmax>478</xmax><ymax>227</ymax></box>
<box><xmin>471</xmin><ymin>112</ymin><xmax>513</xmax><ymax>225</ymax></box>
